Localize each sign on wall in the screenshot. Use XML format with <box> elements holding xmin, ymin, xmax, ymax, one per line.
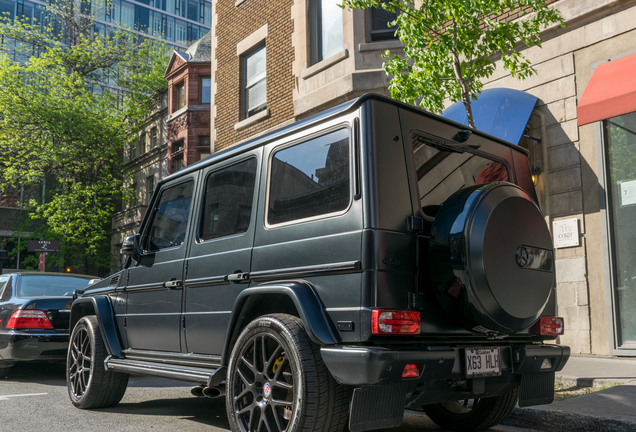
<box><xmin>620</xmin><ymin>179</ymin><xmax>636</xmax><ymax>206</ymax></box>
<box><xmin>553</xmin><ymin>218</ymin><xmax>579</xmax><ymax>249</ymax></box>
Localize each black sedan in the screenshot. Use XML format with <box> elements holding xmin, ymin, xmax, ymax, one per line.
<box><xmin>0</xmin><ymin>272</ymin><xmax>98</xmax><ymax>377</ymax></box>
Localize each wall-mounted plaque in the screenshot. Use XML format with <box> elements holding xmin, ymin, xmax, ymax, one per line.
<box><xmin>553</xmin><ymin>218</ymin><xmax>579</xmax><ymax>249</ymax></box>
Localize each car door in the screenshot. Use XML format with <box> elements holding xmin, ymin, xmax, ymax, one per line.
<box><xmin>125</xmin><ymin>174</ymin><xmax>197</xmax><ymax>353</ymax></box>
<box><xmin>183</xmin><ymin>151</ymin><xmax>261</xmax><ymax>355</ymax></box>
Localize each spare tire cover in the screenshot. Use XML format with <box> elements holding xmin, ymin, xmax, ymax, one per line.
<box><xmin>429</xmin><ymin>182</ymin><xmax>554</xmax><ymax>334</ymax></box>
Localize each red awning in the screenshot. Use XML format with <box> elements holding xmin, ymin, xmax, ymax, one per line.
<box><xmin>577</xmin><ymin>52</ymin><xmax>636</xmax><ymax>126</ymax></box>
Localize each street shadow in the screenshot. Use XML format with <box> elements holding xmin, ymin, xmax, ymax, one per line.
<box><xmin>0</xmin><ymin>361</ymin><xmax>66</xmax><ymax>387</ymax></box>
<box><xmin>100</xmin><ymin>396</ymin><xmax>230</xmax><ymax>429</ymax></box>
<box><xmin>127</xmin><ymin>375</ymin><xmax>199</xmax><ymax>388</ymax></box>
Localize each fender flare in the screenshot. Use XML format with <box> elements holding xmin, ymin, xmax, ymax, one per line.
<box><xmin>221</xmin><ymin>281</ymin><xmax>336</xmax><ymax>366</ymax></box>
<box><xmin>70</xmin><ymin>296</ymin><xmax>123</xmax><ymax>358</ymax></box>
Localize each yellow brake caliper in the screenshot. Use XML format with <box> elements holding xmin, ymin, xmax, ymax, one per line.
<box><xmin>272</xmin><ymin>353</ymin><xmax>293</xmax><ymax>420</ymax></box>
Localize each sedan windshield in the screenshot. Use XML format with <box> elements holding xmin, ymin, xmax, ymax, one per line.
<box><xmin>17</xmin><ymin>275</ymin><xmax>91</xmax><ymax>297</ymax></box>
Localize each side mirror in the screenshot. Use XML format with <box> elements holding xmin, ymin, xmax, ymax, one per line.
<box><xmin>120</xmin><ymin>234</ymin><xmax>140</xmax><ymax>256</ymax></box>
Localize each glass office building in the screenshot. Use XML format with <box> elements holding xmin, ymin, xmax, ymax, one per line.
<box><xmin>0</xmin><ymin>0</ymin><xmax>211</xmax><ymax>52</ymax></box>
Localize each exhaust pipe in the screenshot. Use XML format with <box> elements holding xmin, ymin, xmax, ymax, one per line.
<box><xmin>202</xmin><ymin>384</ymin><xmax>226</xmax><ymax>399</ymax></box>
<box><xmin>190</xmin><ymin>385</ymin><xmax>205</xmax><ymax>397</ymax></box>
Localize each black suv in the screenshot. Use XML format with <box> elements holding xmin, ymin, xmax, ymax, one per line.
<box><xmin>66</xmin><ymin>94</ymin><xmax>569</xmax><ymax>432</ymax></box>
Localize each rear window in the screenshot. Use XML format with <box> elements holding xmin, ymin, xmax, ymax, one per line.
<box><xmin>17</xmin><ymin>275</ymin><xmax>91</xmax><ymax>297</ymax></box>
<box><xmin>267</xmin><ymin>128</ymin><xmax>350</xmax><ymax>225</ymax></box>
<box><xmin>0</xmin><ymin>276</ymin><xmax>9</xmax><ymax>300</ymax></box>
<box><xmin>411</xmin><ymin>131</ymin><xmax>510</xmax><ymax>218</ymax></box>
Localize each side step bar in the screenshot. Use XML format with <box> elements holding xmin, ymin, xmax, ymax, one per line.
<box><xmin>105</xmin><ymin>356</ymin><xmax>216</xmax><ymax>385</ymax></box>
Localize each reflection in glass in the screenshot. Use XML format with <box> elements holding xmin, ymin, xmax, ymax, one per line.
<box><xmin>145</xmin><ymin>181</ymin><xmax>193</xmax><ymax>252</ymax></box>
<box><xmin>605</xmin><ymin>112</ymin><xmax>636</xmax><ymax>346</ymax></box>
<box><xmin>268</xmin><ymin>128</ymin><xmax>350</xmax><ymax>225</ymax></box>
<box><xmin>200</xmin><ymin>159</ymin><xmax>257</xmax><ymax>241</ymax></box>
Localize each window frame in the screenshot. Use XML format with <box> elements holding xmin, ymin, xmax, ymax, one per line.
<box><xmin>309</xmin><ymin>0</ymin><xmax>344</xmax><ymax>65</ymax></box>
<box><xmin>141</xmin><ymin>179</ymin><xmax>195</xmax><ymax>254</ymax></box>
<box><xmin>174</xmin><ymin>80</ymin><xmax>186</xmax><ymax>111</ymax></box>
<box><xmin>139</xmin><ymin>132</ymin><xmax>147</xmax><ymax>155</ymax></box>
<box><xmin>264</xmin><ymin>125</ymin><xmax>353</xmax><ymax>229</ymax></box>
<box><xmin>367</xmin><ymin>7</ymin><xmax>399</xmax><ymax>42</ymax></box>
<box><xmin>199</xmin><ymin>76</ymin><xmax>211</xmax><ymax>104</ymax></box>
<box><xmin>146</xmin><ymin>174</ymin><xmax>155</xmax><ymax>204</ymax></box>
<box><xmin>241</xmin><ymin>43</ymin><xmax>267</xmax><ymax>120</ymax></box>
<box><xmin>196</xmin><ymin>156</ymin><xmax>258</xmax><ymax>244</ymax></box>
<box><xmin>150</xmin><ymin>126</ymin><xmax>158</xmax><ymax>148</ymax></box>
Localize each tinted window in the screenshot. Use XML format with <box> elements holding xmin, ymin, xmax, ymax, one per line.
<box><xmin>16</xmin><ymin>275</ymin><xmax>90</xmax><ymax>297</ymax></box>
<box><xmin>268</xmin><ymin>129</ymin><xmax>350</xmax><ymax>225</ymax></box>
<box><xmin>144</xmin><ymin>181</ymin><xmax>194</xmax><ymax>252</ymax></box>
<box><xmin>200</xmin><ymin>158</ymin><xmax>257</xmax><ymax>241</ymax></box>
<box><xmin>411</xmin><ymin>133</ymin><xmax>510</xmax><ymax>217</ymax></box>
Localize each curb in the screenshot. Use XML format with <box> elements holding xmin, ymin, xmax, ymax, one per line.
<box><xmin>555</xmin><ymin>375</ymin><xmax>636</xmax><ymax>389</ymax></box>
<box><xmin>502</xmin><ymin>407</ymin><xmax>636</xmax><ymax>432</ymax></box>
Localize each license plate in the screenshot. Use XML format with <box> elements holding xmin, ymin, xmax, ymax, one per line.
<box><xmin>465</xmin><ymin>347</ymin><xmax>501</xmax><ymax>377</ymax></box>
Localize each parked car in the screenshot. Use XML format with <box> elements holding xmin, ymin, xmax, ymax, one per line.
<box><xmin>66</xmin><ymin>94</ymin><xmax>569</xmax><ymax>432</ymax></box>
<box><xmin>0</xmin><ymin>272</ymin><xmax>97</xmax><ymax>377</ymax></box>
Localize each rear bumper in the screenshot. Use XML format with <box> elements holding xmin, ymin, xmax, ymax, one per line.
<box><xmin>321</xmin><ymin>343</ymin><xmax>570</xmax><ymax>386</ymax></box>
<box><xmin>0</xmin><ymin>330</ymin><xmax>69</xmax><ymax>365</ymax></box>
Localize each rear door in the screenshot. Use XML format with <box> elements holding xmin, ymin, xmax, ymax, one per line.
<box><xmin>183</xmin><ymin>150</ymin><xmax>261</xmax><ymax>355</ymax></box>
<box><xmin>125</xmin><ymin>175</ymin><xmax>197</xmax><ymax>352</ymax></box>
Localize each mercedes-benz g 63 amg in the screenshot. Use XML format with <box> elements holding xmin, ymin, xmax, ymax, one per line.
<box><xmin>66</xmin><ymin>94</ymin><xmax>569</xmax><ymax>432</ymax></box>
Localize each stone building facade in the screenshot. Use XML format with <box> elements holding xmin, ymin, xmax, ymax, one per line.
<box><xmin>470</xmin><ymin>0</ymin><xmax>636</xmax><ymax>356</ymax></box>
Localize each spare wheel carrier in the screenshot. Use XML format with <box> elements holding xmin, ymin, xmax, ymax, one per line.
<box><xmin>428</xmin><ymin>182</ymin><xmax>554</xmax><ymax>334</ymax></box>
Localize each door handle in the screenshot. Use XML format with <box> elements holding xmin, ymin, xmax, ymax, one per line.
<box><xmin>163</xmin><ymin>280</ymin><xmax>183</xmax><ymax>289</ymax></box>
<box><xmin>225</xmin><ymin>272</ymin><xmax>250</xmax><ymax>283</ymax></box>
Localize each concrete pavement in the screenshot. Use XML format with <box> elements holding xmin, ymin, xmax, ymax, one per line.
<box><xmin>503</xmin><ymin>355</ymin><xmax>636</xmax><ymax>432</ymax></box>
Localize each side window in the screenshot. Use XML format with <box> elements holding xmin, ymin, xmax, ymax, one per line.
<box><xmin>199</xmin><ymin>158</ymin><xmax>258</xmax><ymax>241</ymax></box>
<box><xmin>268</xmin><ymin>128</ymin><xmax>350</xmax><ymax>226</ymax></box>
<box><xmin>144</xmin><ymin>181</ymin><xmax>194</xmax><ymax>253</ymax></box>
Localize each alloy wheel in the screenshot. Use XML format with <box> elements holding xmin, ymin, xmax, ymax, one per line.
<box><xmin>231</xmin><ymin>333</ymin><xmax>295</xmax><ymax>432</ymax></box>
<box><xmin>68</xmin><ymin>326</ymin><xmax>92</xmax><ymax>399</ymax></box>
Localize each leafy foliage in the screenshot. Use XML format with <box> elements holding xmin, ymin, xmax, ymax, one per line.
<box><xmin>342</xmin><ymin>0</ymin><xmax>564</xmax><ymax>127</ymax></box>
<box><xmin>0</xmin><ymin>0</ymin><xmax>169</xmax><ymax>270</ymax></box>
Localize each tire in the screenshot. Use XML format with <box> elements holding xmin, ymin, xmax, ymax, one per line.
<box><xmin>423</xmin><ymin>388</ymin><xmax>519</xmax><ymax>432</ymax></box>
<box><xmin>0</xmin><ymin>367</ymin><xmax>10</xmax><ymax>378</ymax></box>
<box><xmin>66</xmin><ymin>316</ymin><xmax>129</xmax><ymax>409</ymax></box>
<box><xmin>226</xmin><ymin>314</ymin><xmax>351</xmax><ymax>432</ymax></box>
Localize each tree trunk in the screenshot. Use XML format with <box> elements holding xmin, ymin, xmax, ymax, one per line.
<box><xmin>451</xmin><ymin>54</ymin><xmax>476</xmax><ymax>129</ymax></box>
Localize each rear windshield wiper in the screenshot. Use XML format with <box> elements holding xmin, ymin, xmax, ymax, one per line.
<box><xmin>412</xmin><ymin>130</ymin><xmax>480</xmax><ymax>154</ymax></box>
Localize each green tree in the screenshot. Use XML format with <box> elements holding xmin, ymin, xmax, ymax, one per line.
<box><xmin>0</xmin><ymin>0</ymin><xmax>168</xmax><ymax>272</ymax></box>
<box><xmin>342</xmin><ymin>0</ymin><xmax>564</xmax><ymax>128</ymax></box>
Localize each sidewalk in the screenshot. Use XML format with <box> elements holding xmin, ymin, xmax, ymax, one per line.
<box><xmin>503</xmin><ymin>355</ymin><xmax>636</xmax><ymax>432</ymax></box>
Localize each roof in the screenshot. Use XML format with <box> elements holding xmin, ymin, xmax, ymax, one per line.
<box><xmin>441</xmin><ymin>88</ymin><xmax>538</xmax><ymax>145</ymax></box>
<box><xmin>159</xmin><ymin>93</ymin><xmax>529</xmax><ymax>186</ymax></box>
<box><xmin>185</xmin><ymin>31</ymin><xmax>212</xmax><ymax>63</ymax></box>
<box><xmin>577</xmin><ymin>52</ymin><xmax>636</xmax><ymax>126</ymax></box>
<box><xmin>164</xmin><ymin>32</ymin><xmax>212</xmax><ymax>78</ymax></box>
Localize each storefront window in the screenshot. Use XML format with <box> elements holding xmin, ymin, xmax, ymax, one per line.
<box><xmin>605</xmin><ymin>112</ymin><xmax>636</xmax><ymax>346</ymax></box>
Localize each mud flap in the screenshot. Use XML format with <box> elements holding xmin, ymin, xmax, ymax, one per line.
<box><xmin>349</xmin><ymin>382</ymin><xmax>408</xmax><ymax>432</ymax></box>
<box><xmin>518</xmin><ymin>372</ymin><xmax>555</xmax><ymax>407</ymax></box>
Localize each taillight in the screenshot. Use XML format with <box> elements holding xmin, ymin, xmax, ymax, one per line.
<box><xmin>5</xmin><ymin>310</ymin><xmax>54</xmax><ymax>330</ymax></box>
<box><xmin>371</xmin><ymin>309</ymin><xmax>420</xmax><ymax>335</ymax></box>
<box><xmin>536</xmin><ymin>316</ymin><xmax>564</xmax><ymax>336</ymax></box>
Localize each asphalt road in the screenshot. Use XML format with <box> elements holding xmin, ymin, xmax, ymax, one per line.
<box><xmin>0</xmin><ymin>362</ymin><xmax>539</xmax><ymax>432</ymax></box>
